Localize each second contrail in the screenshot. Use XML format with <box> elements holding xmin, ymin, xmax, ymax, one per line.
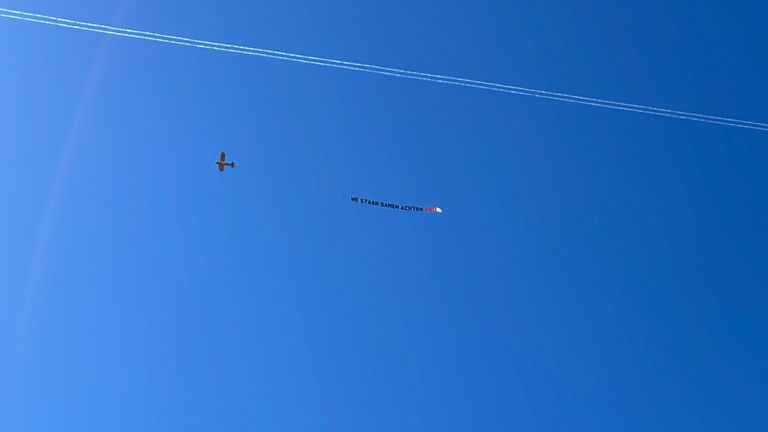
<box><xmin>2</xmin><ymin>7</ymin><xmax>766</xmax><ymax>131</ymax></box>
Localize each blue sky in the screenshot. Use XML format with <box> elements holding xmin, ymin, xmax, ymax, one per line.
<box><xmin>2</xmin><ymin>1</ymin><xmax>767</xmax><ymax>430</ymax></box>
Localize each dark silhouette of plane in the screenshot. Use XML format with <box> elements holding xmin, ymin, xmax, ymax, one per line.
<box><xmin>216</xmin><ymin>152</ymin><xmax>235</xmax><ymax>172</ymax></box>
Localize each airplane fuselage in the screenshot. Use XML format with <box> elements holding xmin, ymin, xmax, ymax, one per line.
<box><xmin>216</xmin><ymin>152</ymin><xmax>235</xmax><ymax>171</ymax></box>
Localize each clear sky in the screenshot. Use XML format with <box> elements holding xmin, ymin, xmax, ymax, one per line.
<box><xmin>2</xmin><ymin>1</ymin><xmax>767</xmax><ymax>430</ymax></box>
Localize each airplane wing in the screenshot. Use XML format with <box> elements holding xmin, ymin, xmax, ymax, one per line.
<box><xmin>219</xmin><ymin>152</ymin><xmax>226</xmax><ymax>162</ymax></box>
<box><xmin>218</xmin><ymin>163</ymin><xmax>225</xmax><ymax>172</ymax></box>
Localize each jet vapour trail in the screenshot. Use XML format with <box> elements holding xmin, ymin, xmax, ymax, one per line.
<box><xmin>2</xmin><ymin>11</ymin><xmax>766</xmax><ymax>132</ymax></box>
<box><xmin>4</xmin><ymin>7</ymin><xmax>763</xmax><ymax>130</ymax></box>
<box><xmin>11</xmin><ymin>16</ymin><xmax>761</xmax><ymax>132</ymax></box>
<box><xmin>4</xmin><ymin>10</ymin><xmax>766</xmax><ymax>132</ymax></box>
<box><xmin>2</xmin><ymin>8</ymin><xmax>767</xmax><ymax>131</ymax></box>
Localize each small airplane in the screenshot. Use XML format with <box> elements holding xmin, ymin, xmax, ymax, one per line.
<box><xmin>216</xmin><ymin>152</ymin><xmax>235</xmax><ymax>172</ymax></box>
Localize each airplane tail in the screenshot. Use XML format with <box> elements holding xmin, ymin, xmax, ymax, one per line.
<box><xmin>231</xmin><ymin>162</ymin><xmax>236</xmax><ymax>168</ymax></box>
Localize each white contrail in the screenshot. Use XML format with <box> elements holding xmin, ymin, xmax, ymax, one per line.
<box><xmin>5</xmin><ymin>7</ymin><xmax>764</xmax><ymax>130</ymax></box>
<box><xmin>2</xmin><ymin>7</ymin><xmax>766</xmax><ymax>131</ymax></box>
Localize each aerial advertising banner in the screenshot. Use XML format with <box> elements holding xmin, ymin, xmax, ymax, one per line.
<box><xmin>351</xmin><ymin>196</ymin><xmax>442</xmax><ymax>214</ymax></box>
